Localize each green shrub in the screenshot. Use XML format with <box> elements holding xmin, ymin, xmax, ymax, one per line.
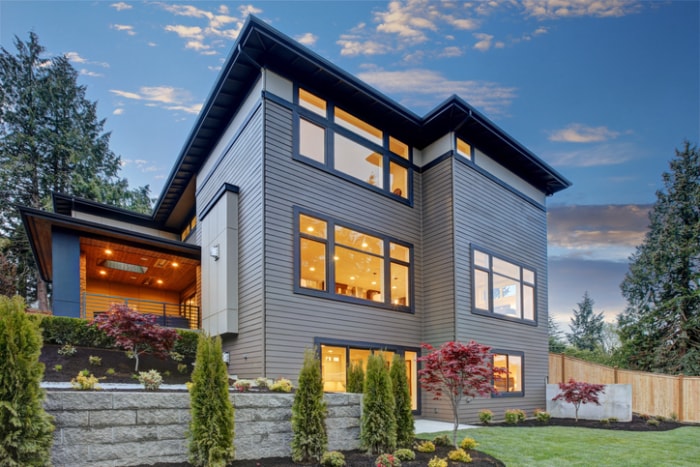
<box><xmin>375</xmin><ymin>453</ymin><xmax>401</xmax><ymax>467</ymax></box>
<box><xmin>255</xmin><ymin>377</ymin><xmax>270</xmax><ymax>389</ymax></box>
<box><xmin>448</xmin><ymin>448</ymin><xmax>472</xmax><ymax>462</ymax></box>
<box><xmin>178</xmin><ymin>363</ymin><xmax>189</xmax><ymax>374</ymax></box>
<box><xmin>106</xmin><ymin>368</ymin><xmax>116</xmax><ymax>376</ymax></box>
<box><xmin>608</xmin><ymin>417</ymin><xmax>618</xmax><ymax>423</ymax></box>
<box><xmin>233</xmin><ymin>379</ymin><xmax>252</xmax><ymax>392</ymax></box>
<box><xmin>170</xmin><ymin>351</ymin><xmax>185</xmax><ymax>362</ymax></box>
<box><xmin>89</xmin><ymin>355</ymin><xmax>102</xmax><ymax>366</ymax></box>
<box><xmin>346</xmin><ymin>360</ymin><xmax>365</xmax><ymax>393</ymax></box>
<box><xmin>321</xmin><ymin>450</ymin><xmax>346</xmax><ymax>467</ymax></box>
<box><xmin>647</xmin><ymin>418</ymin><xmax>660</xmax><ymax>426</ymax></box>
<box><xmin>432</xmin><ymin>434</ymin><xmax>451</xmax><ymax>447</ymax></box>
<box><xmin>670</xmin><ymin>412</ymin><xmax>679</xmax><ymax>422</ymax></box>
<box><xmin>427</xmin><ymin>456</ymin><xmax>448</xmax><ymax>467</ymax></box>
<box><xmin>291</xmin><ymin>348</ymin><xmax>328</xmax><ymax>463</ymax></box>
<box><xmin>39</xmin><ymin>315</ymin><xmax>115</xmax><ymax>348</ymax></box>
<box><xmin>173</xmin><ymin>329</ymin><xmax>200</xmax><ymax>359</ymax></box>
<box><xmin>53</xmin><ymin>364</ymin><xmax>63</xmax><ymax>372</ymax></box>
<box><xmin>361</xmin><ymin>352</ymin><xmax>397</xmax><ymax>455</ymax></box>
<box><xmin>188</xmin><ymin>334</ymin><xmax>235</xmax><ymax>467</ymax></box>
<box><xmin>505</xmin><ymin>408</ymin><xmax>526</xmax><ymax>424</ymax></box>
<box><xmin>390</xmin><ymin>354</ymin><xmax>414</xmax><ymax>449</ymax></box>
<box><xmin>415</xmin><ymin>440</ymin><xmax>435</xmax><ymax>453</ymax></box>
<box><xmin>459</xmin><ymin>436</ymin><xmax>478</xmax><ymax>451</ymax></box>
<box><xmin>138</xmin><ymin>369</ymin><xmax>163</xmax><ymax>391</ymax></box>
<box><xmin>394</xmin><ymin>448</ymin><xmax>415</xmax><ymax>461</ymax></box>
<box><xmin>0</xmin><ymin>295</ymin><xmax>55</xmax><ymax>465</ymax></box>
<box><xmin>270</xmin><ymin>377</ymin><xmax>293</xmax><ymax>393</ymax></box>
<box><xmin>600</xmin><ymin>418</ymin><xmax>610</xmax><ymax>425</ymax></box>
<box><xmin>479</xmin><ymin>409</ymin><xmax>493</xmax><ymax>424</ymax></box>
<box><xmin>70</xmin><ymin>371</ymin><xmax>102</xmax><ymax>390</ymax></box>
<box><xmin>57</xmin><ymin>343</ymin><xmax>77</xmax><ymax>357</ymax></box>
<box><xmin>534</xmin><ymin>408</ymin><xmax>551</xmax><ymax>424</ymax></box>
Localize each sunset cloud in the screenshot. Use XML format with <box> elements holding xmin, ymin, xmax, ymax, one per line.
<box><xmin>549</xmin><ymin>123</ymin><xmax>621</xmax><ymax>143</ymax></box>
<box><xmin>109</xmin><ymin>86</ymin><xmax>202</xmax><ymax>115</ymax></box>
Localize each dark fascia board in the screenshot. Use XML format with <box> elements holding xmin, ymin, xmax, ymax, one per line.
<box><xmin>18</xmin><ymin>205</ymin><xmax>201</xmax><ymax>282</ymax></box>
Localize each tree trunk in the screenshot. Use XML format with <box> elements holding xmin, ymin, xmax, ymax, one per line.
<box><xmin>35</xmin><ymin>272</ymin><xmax>49</xmax><ymax>312</ymax></box>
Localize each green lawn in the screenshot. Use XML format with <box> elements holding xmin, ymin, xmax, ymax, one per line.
<box><xmin>419</xmin><ymin>426</ymin><xmax>700</xmax><ymax>466</ymax></box>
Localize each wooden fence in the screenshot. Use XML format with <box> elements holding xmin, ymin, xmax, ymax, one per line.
<box><xmin>549</xmin><ymin>353</ymin><xmax>700</xmax><ymax>423</ymax></box>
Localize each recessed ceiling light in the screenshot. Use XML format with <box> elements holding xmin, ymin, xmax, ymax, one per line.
<box><xmin>172</xmin><ymin>262</ymin><xmax>179</xmax><ymax>267</ymax></box>
<box><xmin>156</xmin><ymin>279</ymin><xmax>163</xmax><ymax>285</ymax></box>
<box><xmin>307</xmin><ymin>226</ymin><xmax>314</xmax><ymax>232</ymax></box>
<box><xmin>105</xmin><ymin>249</ymin><xmax>112</xmax><ymax>255</ymax></box>
<box><xmin>99</xmin><ymin>270</ymin><xmax>107</xmax><ymax>276</ymax></box>
<box><xmin>309</xmin><ymin>266</ymin><xmax>315</xmax><ymax>272</ymax></box>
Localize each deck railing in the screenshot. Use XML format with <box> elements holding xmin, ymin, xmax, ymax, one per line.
<box><xmin>81</xmin><ymin>293</ymin><xmax>200</xmax><ymax>329</ymax></box>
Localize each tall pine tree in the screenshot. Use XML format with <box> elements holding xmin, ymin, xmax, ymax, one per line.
<box><xmin>619</xmin><ymin>141</ymin><xmax>700</xmax><ymax>375</ymax></box>
<box><xmin>0</xmin><ymin>33</ymin><xmax>152</xmax><ymax>307</ymax></box>
<box><xmin>567</xmin><ymin>291</ymin><xmax>604</xmax><ymax>351</ymax></box>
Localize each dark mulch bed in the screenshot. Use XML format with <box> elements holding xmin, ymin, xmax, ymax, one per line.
<box><xmin>40</xmin><ymin>344</ymin><xmax>193</xmax><ymax>385</ymax></box>
<box><xmin>488</xmin><ymin>413</ymin><xmax>691</xmax><ymax>431</ymax></box>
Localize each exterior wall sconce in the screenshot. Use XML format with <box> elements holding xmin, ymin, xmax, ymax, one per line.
<box><xmin>210</xmin><ymin>244</ymin><xmax>220</xmax><ymax>261</ymax></box>
<box><xmin>222</xmin><ymin>351</ymin><xmax>230</xmax><ymax>365</ymax></box>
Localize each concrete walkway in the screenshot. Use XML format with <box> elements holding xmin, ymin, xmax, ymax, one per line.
<box><xmin>414</xmin><ymin>418</ymin><xmax>477</xmax><ymax>434</ymax></box>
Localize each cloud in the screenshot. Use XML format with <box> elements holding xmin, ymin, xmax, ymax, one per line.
<box><xmin>80</xmin><ymin>69</ymin><xmax>103</xmax><ymax>78</ymax></box>
<box><xmin>546</xmin><ymin>141</ymin><xmax>640</xmax><ymax>167</ymax></box>
<box><xmin>296</xmin><ymin>33</ymin><xmax>317</xmax><ymax>46</ymax></box>
<box><xmin>522</xmin><ymin>0</ymin><xmax>642</xmax><ymax>19</ymax></box>
<box><xmin>438</xmin><ymin>46</ymin><xmax>463</xmax><ymax>58</ymax></box>
<box><xmin>113</xmin><ymin>108</ymin><xmax>124</xmax><ymax>115</ymax></box>
<box><xmin>109</xmin><ymin>86</ymin><xmax>202</xmax><ymax>115</ymax></box>
<box><xmin>111</xmin><ymin>24</ymin><xmax>136</xmax><ymax>36</ymax></box>
<box><xmin>356</xmin><ymin>68</ymin><xmax>516</xmax><ymax>115</ymax></box>
<box><xmin>547</xmin><ymin>204</ymin><xmax>651</xmax><ymax>262</ymax></box>
<box><xmin>164</xmin><ymin>25</ymin><xmax>204</xmax><ymax>40</ymax></box>
<box><xmin>473</xmin><ymin>33</ymin><xmax>494</xmax><ymax>51</ymax></box>
<box><xmin>549</xmin><ymin>123</ymin><xmax>620</xmax><ymax>143</ymax></box>
<box><xmin>65</xmin><ymin>52</ymin><xmax>109</xmax><ymax>68</ymax></box>
<box><xmin>110</xmin><ymin>2</ymin><xmax>132</xmax><ymax>11</ymax></box>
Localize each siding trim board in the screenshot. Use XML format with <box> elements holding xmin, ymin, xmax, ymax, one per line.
<box><xmin>199</xmin><ymin>183</ymin><xmax>241</xmax><ymax>222</ymax></box>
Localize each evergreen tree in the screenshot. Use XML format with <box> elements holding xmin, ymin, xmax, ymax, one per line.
<box><xmin>548</xmin><ymin>315</ymin><xmax>567</xmax><ymax>353</ymax></box>
<box><xmin>188</xmin><ymin>334</ymin><xmax>235</xmax><ymax>467</ymax></box>
<box><xmin>619</xmin><ymin>141</ymin><xmax>700</xmax><ymax>375</ymax></box>
<box><xmin>360</xmin><ymin>352</ymin><xmax>396</xmax><ymax>455</ymax></box>
<box><xmin>390</xmin><ymin>354</ymin><xmax>414</xmax><ymax>449</ymax></box>
<box><xmin>346</xmin><ymin>360</ymin><xmax>365</xmax><ymax>393</ymax></box>
<box><xmin>0</xmin><ymin>33</ymin><xmax>152</xmax><ymax>307</ymax></box>
<box><xmin>0</xmin><ymin>295</ymin><xmax>54</xmax><ymax>465</ymax></box>
<box><xmin>291</xmin><ymin>348</ymin><xmax>327</xmax><ymax>463</ymax></box>
<box><xmin>567</xmin><ymin>292</ymin><xmax>604</xmax><ymax>351</ymax></box>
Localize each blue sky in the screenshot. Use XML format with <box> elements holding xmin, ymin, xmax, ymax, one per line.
<box><xmin>2</xmin><ymin>1</ymin><xmax>698</xmax><ymax>332</ymax></box>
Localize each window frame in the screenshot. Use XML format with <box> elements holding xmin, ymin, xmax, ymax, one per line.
<box><xmin>491</xmin><ymin>349</ymin><xmax>525</xmax><ymax>398</ymax></box>
<box><xmin>293</xmin><ymin>85</ymin><xmax>413</xmax><ymax>204</ymax></box>
<box><xmin>294</xmin><ymin>207</ymin><xmax>414</xmax><ymax>313</ymax></box>
<box><xmin>471</xmin><ymin>245</ymin><xmax>538</xmax><ymax>325</ymax></box>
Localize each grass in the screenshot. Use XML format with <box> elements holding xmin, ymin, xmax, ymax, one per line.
<box><xmin>419</xmin><ymin>426</ymin><xmax>700</xmax><ymax>466</ymax></box>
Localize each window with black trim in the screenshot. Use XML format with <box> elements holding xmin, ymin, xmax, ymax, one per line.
<box><xmin>492</xmin><ymin>351</ymin><xmax>523</xmax><ymax>396</ymax></box>
<box><xmin>296</xmin><ymin>87</ymin><xmax>411</xmax><ymax>200</ymax></box>
<box><xmin>473</xmin><ymin>248</ymin><xmax>536</xmax><ymax>322</ymax></box>
<box><xmin>297</xmin><ymin>209</ymin><xmax>412</xmax><ymax>310</ymax></box>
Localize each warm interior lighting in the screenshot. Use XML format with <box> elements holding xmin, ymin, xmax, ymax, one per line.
<box><xmin>105</xmin><ymin>249</ymin><xmax>112</xmax><ymax>255</ymax></box>
<box><xmin>156</xmin><ymin>279</ymin><xmax>163</xmax><ymax>285</ymax></box>
<box><xmin>361</xmin><ymin>241</ymin><xmax>368</xmax><ymax>248</ymax></box>
<box><xmin>333</xmin><ymin>255</ymin><xmax>340</xmax><ymax>261</ymax></box>
<box><xmin>99</xmin><ymin>259</ymin><xmax>148</xmax><ymax>274</ymax></box>
<box><xmin>172</xmin><ymin>262</ymin><xmax>179</xmax><ymax>267</ymax></box>
<box><xmin>309</xmin><ymin>266</ymin><xmax>316</xmax><ymax>272</ymax></box>
<box><xmin>99</xmin><ymin>270</ymin><xmax>107</xmax><ymax>276</ymax></box>
<box><xmin>307</xmin><ymin>226</ymin><xmax>314</xmax><ymax>232</ymax></box>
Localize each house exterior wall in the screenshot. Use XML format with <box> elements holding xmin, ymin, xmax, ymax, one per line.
<box><xmin>52</xmin><ymin>230</ymin><xmax>81</xmax><ymax>317</ymax></box>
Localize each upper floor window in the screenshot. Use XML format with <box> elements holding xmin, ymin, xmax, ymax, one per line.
<box><xmin>296</xmin><ymin>87</ymin><xmax>410</xmax><ymax>200</ymax></box>
<box><xmin>181</xmin><ymin>215</ymin><xmax>197</xmax><ymax>241</ymax></box>
<box><xmin>456</xmin><ymin>137</ymin><xmax>473</xmax><ymax>161</ymax></box>
<box><xmin>296</xmin><ymin>208</ymin><xmax>412</xmax><ymax>310</ymax></box>
<box><xmin>473</xmin><ymin>248</ymin><xmax>536</xmax><ymax>322</ymax></box>
<box><xmin>492</xmin><ymin>351</ymin><xmax>523</xmax><ymax>396</ymax></box>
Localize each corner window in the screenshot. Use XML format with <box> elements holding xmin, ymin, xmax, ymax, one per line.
<box><xmin>473</xmin><ymin>248</ymin><xmax>536</xmax><ymax>322</ymax></box>
<box><xmin>297</xmin><ymin>208</ymin><xmax>412</xmax><ymax>310</ymax></box>
<box><xmin>456</xmin><ymin>137</ymin><xmax>473</xmax><ymax>161</ymax></box>
<box><xmin>295</xmin><ymin>87</ymin><xmax>410</xmax><ymax>201</ymax></box>
<box><xmin>492</xmin><ymin>351</ymin><xmax>523</xmax><ymax>396</ymax></box>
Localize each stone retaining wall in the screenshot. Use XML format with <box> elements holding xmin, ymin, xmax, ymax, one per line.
<box><xmin>45</xmin><ymin>391</ymin><xmax>362</xmax><ymax>466</ymax></box>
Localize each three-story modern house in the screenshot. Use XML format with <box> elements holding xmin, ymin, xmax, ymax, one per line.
<box><xmin>20</xmin><ymin>16</ymin><xmax>570</xmax><ymax>421</ymax></box>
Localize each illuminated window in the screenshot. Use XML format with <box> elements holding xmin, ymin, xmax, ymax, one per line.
<box><xmin>296</xmin><ymin>87</ymin><xmax>410</xmax><ymax>200</ymax></box>
<box><xmin>493</xmin><ymin>351</ymin><xmax>523</xmax><ymax>396</ymax></box>
<box><xmin>472</xmin><ymin>248</ymin><xmax>536</xmax><ymax>322</ymax></box>
<box><xmin>296</xmin><ymin>209</ymin><xmax>412</xmax><ymax>310</ymax></box>
<box><xmin>181</xmin><ymin>216</ymin><xmax>197</xmax><ymax>241</ymax></box>
<box><xmin>456</xmin><ymin>137</ymin><xmax>472</xmax><ymax>160</ymax></box>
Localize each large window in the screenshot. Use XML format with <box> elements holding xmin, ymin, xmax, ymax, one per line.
<box><xmin>297</xmin><ymin>209</ymin><xmax>412</xmax><ymax>310</ymax></box>
<box><xmin>296</xmin><ymin>87</ymin><xmax>411</xmax><ymax>200</ymax></box>
<box><xmin>492</xmin><ymin>351</ymin><xmax>523</xmax><ymax>396</ymax></box>
<box><xmin>319</xmin><ymin>341</ymin><xmax>419</xmax><ymax>410</ymax></box>
<box><xmin>473</xmin><ymin>248</ymin><xmax>536</xmax><ymax>322</ymax></box>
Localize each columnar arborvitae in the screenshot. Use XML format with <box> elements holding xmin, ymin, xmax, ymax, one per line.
<box><xmin>291</xmin><ymin>348</ymin><xmax>328</xmax><ymax>463</ymax></box>
<box><xmin>390</xmin><ymin>354</ymin><xmax>414</xmax><ymax>448</ymax></box>
<box><xmin>360</xmin><ymin>352</ymin><xmax>396</xmax><ymax>454</ymax></box>
<box><xmin>188</xmin><ymin>334</ymin><xmax>235</xmax><ymax>467</ymax></box>
<box><xmin>346</xmin><ymin>360</ymin><xmax>365</xmax><ymax>393</ymax></box>
<box><xmin>0</xmin><ymin>295</ymin><xmax>54</xmax><ymax>465</ymax></box>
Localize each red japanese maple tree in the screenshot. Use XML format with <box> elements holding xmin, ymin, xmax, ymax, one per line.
<box><xmin>418</xmin><ymin>340</ymin><xmax>503</xmax><ymax>446</ymax></box>
<box><xmin>552</xmin><ymin>378</ymin><xmax>605</xmax><ymax>421</ymax></box>
<box><xmin>91</xmin><ymin>303</ymin><xmax>180</xmax><ymax>372</ymax></box>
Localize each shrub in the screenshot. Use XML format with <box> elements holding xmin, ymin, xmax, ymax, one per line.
<box><xmin>361</xmin><ymin>352</ymin><xmax>396</xmax><ymax>455</ymax></box>
<box><xmin>173</xmin><ymin>329</ymin><xmax>199</xmax><ymax>359</ymax></box>
<box><xmin>346</xmin><ymin>360</ymin><xmax>365</xmax><ymax>393</ymax></box>
<box><xmin>91</xmin><ymin>303</ymin><xmax>180</xmax><ymax>372</ymax></box>
<box><xmin>0</xmin><ymin>295</ymin><xmax>54</xmax><ymax>465</ymax></box>
<box><xmin>552</xmin><ymin>379</ymin><xmax>605</xmax><ymax>422</ymax></box>
<box><xmin>53</xmin><ymin>364</ymin><xmax>63</xmax><ymax>372</ymax></box>
<box><xmin>390</xmin><ymin>354</ymin><xmax>414</xmax><ymax>449</ymax></box>
<box><xmin>608</xmin><ymin>417</ymin><xmax>618</xmax><ymax>423</ymax></box>
<box><xmin>427</xmin><ymin>456</ymin><xmax>448</xmax><ymax>467</ymax></box>
<box><xmin>178</xmin><ymin>363</ymin><xmax>189</xmax><ymax>374</ymax></box>
<box><xmin>459</xmin><ymin>437</ymin><xmax>478</xmax><ymax>451</ymax></box>
<box><xmin>600</xmin><ymin>418</ymin><xmax>610</xmax><ymax>425</ymax></box>
<box><xmin>505</xmin><ymin>409</ymin><xmax>526</xmax><ymax>424</ymax></box>
<box><xmin>138</xmin><ymin>369</ymin><xmax>163</xmax><ymax>391</ymax></box>
<box><xmin>106</xmin><ymin>368</ymin><xmax>116</xmax><ymax>376</ymax></box>
<box><xmin>448</xmin><ymin>448</ymin><xmax>472</xmax><ymax>463</ymax></box>
<box><xmin>394</xmin><ymin>448</ymin><xmax>415</xmax><ymax>461</ymax></box>
<box><xmin>647</xmin><ymin>418</ymin><xmax>660</xmax><ymax>426</ymax></box>
<box><xmin>432</xmin><ymin>434</ymin><xmax>451</xmax><ymax>447</ymax></box>
<box><xmin>534</xmin><ymin>408</ymin><xmax>551</xmax><ymax>424</ymax></box>
<box><xmin>70</xmin><ymin>371</ymin><xmax>102</xmax><ymax>390</ymax></box>
<box><xmin>89</xmin><ymin>355</ymin><xmax>102</xmax><ymax>366</ymax></box>
<box><xmin>291</xmin><ymin>348</ymin><xmax>327</xmax><ymax>463</ymax></box>
<box><xmin>478</xmin><ymin>409</ymin><xmax>493</xmax><ymax>424</ymax></box>
<box><xmin>639</xmin><ymin>413</ymin><xmax>651</xmax><ymax>420</ymax></box>
<box><xmin>57</xmin><ymin>343</ymin><xmax>77</xmax><ymax>357</ymax></box>
<box><xmin>375</xmin><ymin>453</ymin><xmax>401</xmax><ymax>467</ymax></box>
<box><xmin>415</xmin><ymin>440</ymin><xmax>435</xmax><ymax>453</ymax></box>
<box><xmin>39</xmin><ymin>315</ymin><xmax>114</xmax><ymax>348</ymax></box>
<box><xmin>270</xmin><ymin>377</ymin><xmax>293</xmax><ymax>393</ymax></box>
<box><xmin>188</xmin><ymin>334</ymin><xmax>235</xmax><ymax>467</ymax></box>
<box><xmin>321</xmin><ymin>450</ymin><xmax>346</xmax><ymax>467</ymax></box>
<box><xmin>670</xmin><ymin>412</ymin><xmax>679</xmax><ymax>422</ymax></box>
<box><xmin>170</xmin><ymin>351</ymin><xmax>185</xmax><ymax>362</ymax></box>
<box><xmin>233</xmin><ymin>379</ymin><xmax>252</xmax><ymax>392</ymax></box>
<box><xmin>255</xmin><ymin>377</ymin><xmax>270</xmax><ymax>389</ymax></box>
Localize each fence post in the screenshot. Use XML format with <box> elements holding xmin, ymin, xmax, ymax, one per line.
<box><xmin>613</xmin><ymin>366</ymin><xmax>618</xmax><ymax>384</ymax></box>
<box><xmin>677</xmin><ymin>374</ymin><xmax>684</xmax><ymax>422</ymax></box>
<box><xmin>561</xmin><ymin>354</ymin><xmax>566</xmax><ymax>383</ymax></box>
